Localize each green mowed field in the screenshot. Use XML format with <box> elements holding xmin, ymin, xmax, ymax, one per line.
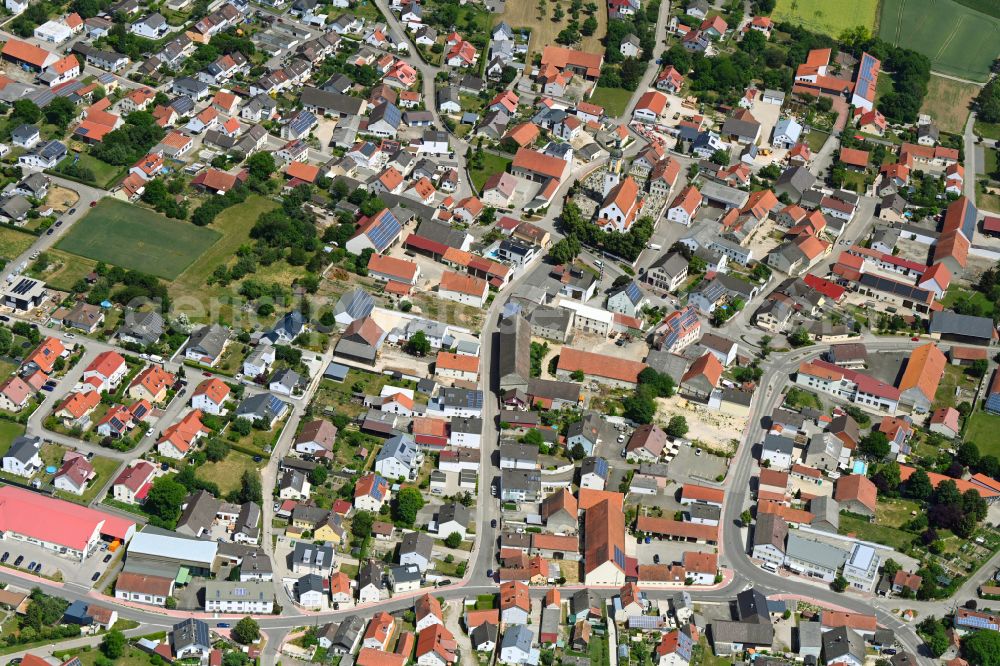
<box><xmin>56</xmin><ymin>199</ymin><xmax>220</xmax><ymax>280</ymax></box>
<box><xmin>965</xmin><ymin>411</ymin><xmax>1000</xmax><ymax>457</ymax></box>
<box><xmin>588</xmin><ymin>87</ymin><xmax>634</xmax><ymax>118</ymax></box>
<box><xmin>879</xmin><ymin>0</ymin><xmax>1000</xmax><ymax>81</ymax></box>
<box><xmin>772</xmin><ymin>0</ymin><xmax>878</xmax><ymax>37</ymax></box>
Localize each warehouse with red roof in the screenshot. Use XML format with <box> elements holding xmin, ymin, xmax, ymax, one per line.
<box><xmin>0</xmin><ymin>486</ymin><xmax>134</xmax><ymax>561</ymax></box>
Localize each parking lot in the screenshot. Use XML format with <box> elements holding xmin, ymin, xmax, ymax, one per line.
<box><xmin>0</xmin><ymin>537</ymin><xmax>121</xmax><ymax>587</ymax></box>
<box><xmin>667</xmin><ymin>444</ymin><xmax>729</xmax><ymax>485</ymax></box>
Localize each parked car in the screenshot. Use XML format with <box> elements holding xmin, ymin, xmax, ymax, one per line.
<box><xmin>490</xmin><ymin>519</ymin><xmax>497</xmax><ymax>528</ymax></box>
<box><xmin>68</xmin><ymin>208</ymin><xmax>76</xmax><ymax>214</ymax></box>
<box><xmin>91</xmin><ymin>572</ymin><xmax>100</xmax><ymax>582</ymax></box>
<box><xmin>26</xmin><ymin>562</ymin><xmax>35</xmax><ymax>571</ymax></box>
<box><xmin>40</xmin><ymin>385</ymin><xmax>54</xmax><ymax>392</ymax></box>
<box><xmin>217</xmin><ymin>623</ymin><xmax>230</xmax><ymax>628</ymax></box>
<box><xmin>103</xmin><ymin>554</ymin><xmax>111</xmax><ymax>563</ymax></box>
<box><xmin>13</xmin><ymin>556</ymin><xmax>22</xmax><ymax>566</ymax></box>
<box><xmin>1</xmin><ymin>552</ymin><xmax>8</xmax><ymax>563</ymax></box>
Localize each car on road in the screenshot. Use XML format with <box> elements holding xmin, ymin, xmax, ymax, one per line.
<box><xmin>911</xmin><ymin>336</ymin><xmax>919</xmax><ymax>341</ymax></box>
<box><xmin>695</xmin><ymin>448</ymin><xmax>703</xmax><ymax>456</ymax></box>
<box><xmin>68</xmin><ymin>208</ymin><xmax>76</xmax><ymax>214</ymax></box>
<box><xmin>882</xmin><ymin>649</ymin><xmax>896</xmax><ymax>655</ymax></box>
<box><xmin>91</xmin><ymin>572</ymin><xmax>100</xmax><ymax>582</ymax></box>
<box><xmin>55</xmin><ymin>220</ymin><xmax>62</xmax><ymax>226</ymax></box>
<box><xmin>89</xmin><ymin>201</ymin><xmax>97</xmax><ymax>207</ymax></box>
<box><xmin>46</xmin><ymin>229</ymin><xmax>53</xmax><ymax>235</ymax></box>
<box><xmin>103</xmin><ymin>554</ymin><xmax>111</xmax><ymax>563</ymax></box>
<box><xmin>13</xmin><ymin>556</ymin><xmax>22</xmax><ymax>566</ymax></box>
<box><xmin>27</xmin><ymin>562</ymin><xmax>35</xmax><ymax>571</ymax></box>
<box><xmin>0</xmin><ymin>316</ymin><xmax>7</xmax><ymax>322</ymax></box>
<box><xmin>1</xmin><ymin>553</ymin><xmax>7</xmax><ymax>563</ymax></box>
<box><xmin>653</xmin><ymin>554</ymin><xmax>660</xmax><ymax>564</ymax></box>
<box><xmin>29</xmin><ymin>251</ymin><xmax>39</xmax><ymax>259</ymax></box>
<box><xmin>64</xmin><ymin>333</ymin><xmax>75</xmax><ymax>338</ymax></box>
<box><xmin>487</xmin><ymin>569</ymin><xmax>494</xmax><ymax>578</ymax></box>
<box><xmin>490</xmin><ymin>519</ymin><xmax>497</xmax><ymax>528</ymax></box>
<box><xmin>436</xmin><ymin>579</ymin><xmax>451</xmax><ymax>587</ymax></box>
<box><xmin>216</xmin><ymin>623</ymin><xmax>230</xmax><ymax>628</ymax></box>
<box><xmin>9</xmin><ymin>658</ymin><xmax>22</xmax><ymax>665</ymax></box>
<box><xmin>40</xmin><ymin>385</ymin><xmax>54</xmax><ymax>392</ymax></box>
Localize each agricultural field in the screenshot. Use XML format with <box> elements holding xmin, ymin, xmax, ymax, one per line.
<box><xmin>56</xmin><ymin>199</ymin><xmax>220</xmax><ymax>280</ymax></box>
<box><xmin>920</xmin><ymin>75</ymin><xmax>980</xmax><ymax>134</ymax></box>
<box><xmin>879</xmin><ymin>0</ymin><xmax>1000</xmax><ymax>81</ymax></box>
<box><xmin>498</xmin><ymin>0</ymin><xmax>605</xmax><ymax>60</ymax></box>
<box><xmin>771</xmin><ymin>0</ymin><xmax>878</xmax><ymax>37</ymax></box>
<box><xmin>167</xmin><ymin>195</ymin><xmax>279</xmax><ymax>323</ymax></box>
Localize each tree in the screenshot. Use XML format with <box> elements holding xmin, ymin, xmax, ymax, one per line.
<box><xmin>444</xmin><ymin>532</ymin><xmax>462</xmax><ymax>548</ymax></box>
<box><xmin>709</xmin><ymin>149</ymin><xmax>730</xmax><ymax>166</ymax></box>
<box><xmin>918</xmin><ymin>616</ymin><xmax>949</xmax><ymax>657</ymax></box>
<box><xmin>859</xmin><ymin>431</ymin><xmax>890</xmax><ymax>459</ymax></box>
<box><xmin>204</xmin><ymin>439</ymin><xmax>230</xmax><ymax>462</ymax></box>
<box><xmin>740</xmin><ymin>509</ymin><xmax>752</xmax><ymax>526</ymax></box>
<box><xmin>831</xmin><ymin>575</ymin><xmax>848</xmax><ymax>592</ymax></box>
<box><xmin>0</xmin><ymin>327</ymin><xmax>11</xmax><ymax>357</ymax></box>
<box><xmin>11</xmin><ymin>99</ymin><xmax>41</xmax><ymax>125</ymax></box>
<box><xmin>623</xmin><ymin>385</ymin><xmax>657</xmax><ymax>424</ymax></box>
<box><xmin>788</xmin><ymin>327</ymin><xmax>811</xmax><ymax>347</ymax></box>
<box><xmin>961</xmin><ymin>625</ymin><xmax>1000</xmax><ymax>666</ymax></box>
<box><xmin>352</xmin><ymin>510</ymin><xmax>374</xmax><ymax>538</ymax></box>
<box><xmin>232</xmin><ymin>617</ymin><xmax>260</xmax><ymax>644</ymax></box>
<box><xmin>44</xmin><ymin>97</ymin><xmax>77</xmax><ymax>129</ymax></box>
<box><xmin>970</xmin><ymin>358</ymin><xmax>989</xmax><ymax>377</ymax></box>
<box><xmin>666</xmin><ymin>415</ymin><xmax>689</xmax><ymax>438</ymax></box>
<box><xmin>957</xmin><ymin>441</ymin><xmax>980</xmax><ymax>469</ymax></box>
<box><xmin>406</xmin><ymin>330</ymin><xmax>431</xmax><ymax>356</ymax></box>
<box><xmin>223</xmin><ymin>653</ymin><xmax>250</xmax><ymax>666</ymax></box>
<box><xmin>236</xmin><ymin>469</ymin><xmax>262</xmax><ymax>504</ymax></box>
<box><xmin>309</xmin><ymin>464</ymin><xmax>328</xmax><ymax>486</ymax></box>
<box><xmin>101</xmin><ymin>630</ymin><xmax>125</xmax><ymax>659</ymax></box>
<box><xmin>144</xmin><ymin>477</ymin><xmax>188</xmax><ymax>526</ymax></box>
<box><xmin>393</xmin><ymin>486</ymin><xmax>424</xmax><ymax>526</ymax></box>
<box><xmin>246</xmin><ymin>151</ymin><xmax>276</xmax><ymax>181</ymax></box>
<box><xmin>882</xmin><ymin>558</ymin><xmax>901</xmax><ymax>580</ymax></box>
<box><xmin>570</xmin><ymin>369</ymin><xmax>585</xmax><ymax>382</ymax></box>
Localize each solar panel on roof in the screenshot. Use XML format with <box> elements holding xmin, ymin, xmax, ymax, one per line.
<box><xmin>132</xmin><ymin>404</ymin><xmax>148</xmax><ymax>419</ymax></box>
<box><xmin>613</xmin><ymin>545</ymin><xmax>626</xmax><ymax>568</ymax></box>
<box><xmin>625</xmin><ymin>281</ymin><xmax>642</xmax><ymax>304</ymax></box>
<box><xmin>109</xmin><ymin>417</ymin><xmax>124</xmax><ymax>431</ymax></box>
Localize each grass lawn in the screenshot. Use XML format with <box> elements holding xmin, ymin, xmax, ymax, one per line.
<box><xmin>840</xmin><ymin>171</ymin><xmax>867</xmax><ymax>195</ymax></box>
<box><xmin>965</xmin><ymin>411</ymin><xmax>1000</xmax><ymax>456</ymax></box>
<box><xmin>57</xmin><ymin>455</ymin><xmax>121</xmax><ymax>504</ymax></box>
<box><xmin>167</xmin><ymin>195</ymin><xmax>280</xmax><ymax>324</ymax></box>
<box><xmin>28</xmin><ymin>248</ymin><xmax>96</xmax><ymax>292</ymax></box>
<box><xmin>55</xmin><ymin>646</ymin><xmax>151</xmax><ymax>666</ymax></box>
<box><xmin>976</xmin><ymin>120</ymin><xmax>1000</xmax><ymax>141</ymax></box>
<box><xmin>0</xmin><ymin>421</ymin><xmax>25</xmax><ymax>457</ymax></box>
<box><xmin>469</xmin><ymin>153</ymin><xmax>512</xmax><ymax>193</ymax></box>
<box><xmin>977</xmin><ymin>181</ymin><xmax>1000</xmax><ymax>214</ymax></box>
<box><xmin>57</xmin><ymin>199</ymin><xmax>220</xmax><ymax>280</ymax></box>
<box><xmin>588</xmin><ymin>87</ymin><xmax>634</xmax><ymax>118</ymax></box>
<box><xmin>772</xmin><ymin>0</ymin><xmax>877</xmax><ymax>37</ymax></box>
<box><xmin>196</xmin><ymin>450</ymin><xmax>260</xmax><ymax>496</ymax></box>
<box><xmin>875</xmin><ymin>497</ymin><xmax>921</xmax><ymax>528</ymax></box>
<box><xmin>940</xmin><ymin>284</ymin><xmax>995</xmax><ymax>317</ymax></box>
<box><xmin>53</xmin><ymin>154</ymin><xmax>125</xmax><ymax>189</ymax></box>
<box><xmin>933</xmin><ymin>364</ymin><xmax>978</xmax><ymax>409</ymax></box>
<box><xmin>984</xmin><ymin>146</ymin><xmax>999</xmax><ymax>178</ymax></box>
<box><xmin>879</xmin><ymin>0</ymin><xmax>1000</xmax><ymax>81</ymax></box>
<box><xmin>804</xmin><ymin>129</ymin><xmax>830</xmax><ymax>153</ymax></box>
<box><xmin>0</xmin><ymin>227</ymin><xmax>36</xmax><ymax>263</ymax></box>
<box><xmin>920</xmin><ymin>75</ymin><xmax>980</xmax><ymax>134</ymax></box>
<box><xmin>839</xmin><ymin>513</ymin><xmax>915</xmax><ymax>551</ymax></box>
